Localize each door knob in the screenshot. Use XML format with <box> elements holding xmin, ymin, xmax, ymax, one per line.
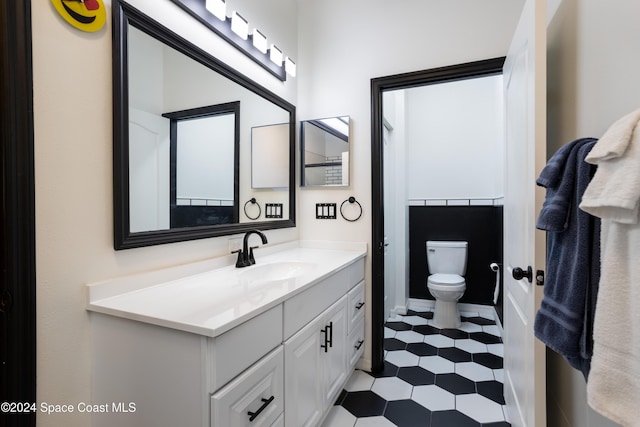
<box><xmin>512</xmin><ymin>266</ymin><xmax>533</xmax><ymax>283</ymax></box>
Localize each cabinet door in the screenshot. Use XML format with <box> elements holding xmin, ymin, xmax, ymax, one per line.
<box><xmin>322</xmin><ymin>296</ymin><xmax>348</xmax><ymax>406</ymax></box>
<box><xmin>284</xmin><ymin>316</ymin><xmax>323</xmax><ymax>427</ymax></box>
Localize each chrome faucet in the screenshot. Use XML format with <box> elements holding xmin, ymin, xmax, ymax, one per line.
<box><xmin>232</xmin><ymin>230</ymin><xmax>268</xmax><ymax>268</ymax></box>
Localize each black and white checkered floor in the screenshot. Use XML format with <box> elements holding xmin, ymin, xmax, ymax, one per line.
<box><xmin>322</xmin><ymin>308</ymin><xmax>510</xmax><ymax>427</ymax></box>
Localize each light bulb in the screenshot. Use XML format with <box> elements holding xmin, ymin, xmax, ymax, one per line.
<box><xmin>269</xmin><ymin>44</ymin><xmax>282</xmax><ymax>66</ymax></box>
<box><xmin>205</xmin><ymin>0</ymin><xmax>226</xmax><ymax>21</ymax></box>
<box><xmin>252</xmin><ymin>29</ymin><xmax>268</xmax><ymax>54</ymax></box>
<box><xmin>231</xmin><ymin>11</ymin><xmax>248</xmax><ymax>40</ymax></box>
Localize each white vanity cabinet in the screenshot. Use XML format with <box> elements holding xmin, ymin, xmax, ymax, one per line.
<box><xmin>88</xmin><ymin>243</ymin><xmax>366</xmax><ymax>427</ymax></box>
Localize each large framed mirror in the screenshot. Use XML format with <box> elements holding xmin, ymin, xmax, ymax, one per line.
<box><xmin>300</xmin><ymin>116</ymin><xmax>351</xmax><ymax>187</ymax></box>
<box><xmin>113</xmin><ymin>0</ymin><xmax>295</xmax><ymax>250</ymax></box>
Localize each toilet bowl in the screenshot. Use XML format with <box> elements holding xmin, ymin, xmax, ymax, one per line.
<box><xmin>427</xmin><ymin>275</ymin><xmax>466</xmax><ymax>328</ymax></box>
<box><xmin>426</xmin><ymin>241</ymin><xmax>468</xmax><ymax>329</ymax></box>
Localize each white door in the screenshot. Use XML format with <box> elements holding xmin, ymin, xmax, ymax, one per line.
<box><xmin>502</xmin><ymin>0</ymin><xmax>547</xmax><ymax>426</ymax></box>
<box><xmin>383</xmin><ymin>123</ymin><xmax>395</xmax><ymax>321</ymax></box>
<box><xmin>129</xmin><ymin>108</ymin><xmax>170</xmax><ymax>232</ymax></box>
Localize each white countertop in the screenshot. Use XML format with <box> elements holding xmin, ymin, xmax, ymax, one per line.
<box><xmin>87</xmin><ymin>241</ymin><xmax>366</xmax><ymax>337</ymax></box>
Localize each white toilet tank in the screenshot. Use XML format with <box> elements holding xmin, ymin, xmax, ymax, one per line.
<box><xmin>426</xmin><ymin>241</ymin><xmax>468</xmax><ymax>275</ymax></box>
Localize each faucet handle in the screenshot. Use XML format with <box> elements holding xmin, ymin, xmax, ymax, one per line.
<box><xmin>231</xmin><ymin>249</ymin><xmax>246</xmax><ymax>268</ymax></box>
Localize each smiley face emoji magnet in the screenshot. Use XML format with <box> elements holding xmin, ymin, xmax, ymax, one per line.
<box><xmin>51</xmin><ymin>0</ymin><xmax>106</xmax><ymax>32</ymax></box>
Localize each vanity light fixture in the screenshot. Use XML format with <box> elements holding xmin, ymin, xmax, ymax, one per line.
<box><xmin>285</xmin><ymin>57</ymin><xmax>296</xmax><ymax>77</ymax></box>
<box><xmin>269</xmin><ymin>44</ymin><xmax>283</xmax><ymax>66</ymax></box>
<box><xmin>230</xmin><ymin>11</ymin><xmax>249</xmax><ymax>40</ymax></box>
<box><xmin>252</xmin><ymin>29</ymin><xmax>268</xmax><ymax>54</ymax></box>
<box><xmin>205</xmin><ymin>0</ymin><xmax>226</xmax><ymax>21</ymax></box>
<box><xmin>170</xmin><ymin>0</ymin><xmax>295</xmax><ymax>81</ymax></box>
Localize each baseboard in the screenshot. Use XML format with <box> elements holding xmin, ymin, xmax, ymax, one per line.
<box><xmin>355</xmin><ymin>357</ymin><xmax>371</xmax><ymax>372</ymax></box>
<box><xmin>493</xmin><ymin>306</ymin><xmax>504</xmax><ymax>335</ymax></box>
<box><xmin>407</xmin><ymin>298</ymin><xmax>435</xmax><ymax>311</ymax></box>
<box><xmin>391</xmin><ymin>303</ymin><xmax>408</xmax><ymax>316</ymax></box>
<box><xmin>407</xmin><ymin>298</ymin><xmax>497</xmax><ymax>320</ymax></box>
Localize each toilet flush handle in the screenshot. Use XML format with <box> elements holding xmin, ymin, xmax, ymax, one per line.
<box><xmin>512</xmin><ymin>266</ymin><xmax>533</xmax><ymax>283</ymax></box>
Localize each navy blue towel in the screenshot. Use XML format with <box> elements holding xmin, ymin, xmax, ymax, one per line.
<box><xmin>534</xmin><ymin>138</ymin><xmax>600</xmax><ymax>379</ymax></box>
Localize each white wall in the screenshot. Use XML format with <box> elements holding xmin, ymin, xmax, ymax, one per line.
<box><xmin>546</xmin><ymin>0</ymin><xmax>640</xmax><ymax>426</ymax></box>
<box><xmin>297</xmin><ymin>0</ymin><xmax>524</xmax><ymax>369</ymax></box>
<box><xmin>405</xmin><ymin>75</ymin><xmax>504</xmax><ymax>200</ymax></box>
<box><xmin>32</xmin><ymin>0</ymin><xmax>297</xmax><ymax>425</ymax></box>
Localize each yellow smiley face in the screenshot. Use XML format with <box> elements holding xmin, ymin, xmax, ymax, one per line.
<box><xmin>51</xmin><ymin>0</ymin><xmax>106</xmax><ymax>33</ymax></box>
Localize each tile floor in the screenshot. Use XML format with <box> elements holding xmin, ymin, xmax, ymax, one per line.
<box><xmin>322</xmin><ymin>308</ymin><xmax>510</xmax><ymax>427</ymax></box>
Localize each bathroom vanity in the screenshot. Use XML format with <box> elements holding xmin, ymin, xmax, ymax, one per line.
<box><xmin>87</xmin><ymin>241</ymin><xmax>366</xmax><ymax>427</ymax></box>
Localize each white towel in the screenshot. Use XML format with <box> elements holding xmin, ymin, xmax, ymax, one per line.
<box><xmin>580</xmin><ymin>119</ymin><xmax>640</xmax><ymax>224</ymax></box>
<box><xmin>585</xmin><ymin>108</ymin><xmax>640</xmax><ymax>161</ymax></box>
<box><xmin>580</xmin><ymin>109</ymin><xmax>640</xmax><ymax>426</ymax></box>
<box><xmin>585</xmin><ymin>222</ymin><xmax>640</xmax><ymax>427</ymax></box>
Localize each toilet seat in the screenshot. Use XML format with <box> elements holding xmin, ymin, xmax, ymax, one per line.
<box><xmin>428</xmin><ymin>273</ymin><xmax>465</xmax><ymax>286</ymax></box>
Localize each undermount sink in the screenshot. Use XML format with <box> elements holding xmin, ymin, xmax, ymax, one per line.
<box><xmin>239</xmin><ymin>261</ymin><xmax>316</xmax><ymax>285</ymax></box>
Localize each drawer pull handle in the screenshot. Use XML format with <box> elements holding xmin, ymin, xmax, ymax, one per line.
<box><xmin>355</xmin><ymin>340</ymin><xmax>364</xmax><ymax>350</ymax></box>
<box><xmin>247</xmin><ymin>396</ymin><xmax>274</xmax><ymax>422</ymax></box>
<box><xmin>327</xmin><ymin>321</ymin><xmax>334</xmax><ymax>348</ymax></box>
<box><xmin>355</xmin><ymin>302</ymin><xmax>365</xmax><ymax>310</ymax></box>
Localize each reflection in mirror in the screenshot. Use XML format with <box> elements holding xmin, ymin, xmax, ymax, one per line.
<box><xmin>300</xmin><ymin>116</ymin><xmax>351</xmax><ymax>187</ymax></box>
<box><xmin>113</xmin><ymin>0</ymin><xmax>295</xmax><ymax>249</ymax></box>
<box><xmin>163</xmin><ymin>102</ymin><xmax>240</xmax><ymax>229</ymax></box>
<box><xmin>252</xmin><ymin>123</ymin><xmax>289</xmax><ymax>189</ymax></box>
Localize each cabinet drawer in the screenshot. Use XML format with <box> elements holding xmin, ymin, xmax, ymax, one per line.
<box><xmin>349</xmin><ymin>258</ymin><xmax>365</xmax><ymax>285</ymax></box>
<box><xmin>211</xmin><ymin>305</ymin><xmax>283</xmax><ymax>391</ymax></box>
<box><xmin>348</xmin><ymin>318</ymin><xmax>365</xmax><ymax>369</ymax></box>
<box><xmin>348</xmin><ymin>280</ymin><xmax>365</xmax><ymax>333</ymax></box>
<box><xmin>211</xmin><ymin>346</ymin><xmax>284</xmax><ymax>427</ymax></box>
<box><xmin>284</xmin><ymin>267</ymin><xmax>349</xmax><ymax>340</ymax></box>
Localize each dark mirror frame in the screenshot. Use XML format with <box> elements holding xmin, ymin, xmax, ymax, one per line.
<box><xmin>300</xmin><ymin>116</ymin><xmax>350</xmax><ymax>187</ymax></box>
<box><xmin>113</xmin><ymin>0</ymin><xmax>296</xmax><ymax>250</ymax></box>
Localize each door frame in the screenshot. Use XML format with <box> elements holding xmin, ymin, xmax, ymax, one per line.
<box><xmin>370</xmin><ymin>57</ymin><xmax>505</xmax><ymax>371</ymax></box>
<box><xmin>0</xmin><ymin>0</ymin><xmax>37</xmax><ymax>425</ymax></box>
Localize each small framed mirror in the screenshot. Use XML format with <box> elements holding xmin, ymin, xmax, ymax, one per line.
<box><xmin>300</xmin><ymin>116</ymin><xmax>351</xmax><ymax>187</ymax></box>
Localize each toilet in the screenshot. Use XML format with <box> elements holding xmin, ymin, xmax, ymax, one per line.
<box><xmin>426</xmin><ymin>241</ymin><xmax>468</xmax><ymax>329</ymax></box>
